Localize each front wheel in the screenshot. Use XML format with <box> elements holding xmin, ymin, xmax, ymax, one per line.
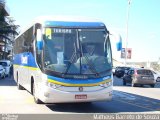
<box><xmin>32</xmin><ymin>82</ymin><xmax>43</xmax><ymax>104</ymax></box>
<box><xmin>131</xmin><ymin>82</ymin><xmax>136</xmax><ymax>87</ymax></box>
<box><xmin>123</xmin><ymin>80</ymin><xmax>126</xmax><ymax>86</ymax></box>
<box><xmin>156</xmin><ymin>77</ymin><xmax>160</xmax><ymax>82</ymax></box>
<box><xmin>0</xmin><ymin>73</ymin><xmax>5</xmax><ymax>79</ymax></box>
<box><xmin>140</xmin><ymin>84</ymin><xmax>143</xmax><ymax>87</ymax></box>
<box><xmin>17</xmin><ymin>73</ymin><xmax>24</xmax><ymax>90</ymax></box>
<box><xmin>2</xmin><ymin>73</ymin><xmax>5</xmax><ymax>79</ymax></box>
<box><xmin>150</xmin><ymin>84</ymin><xmax>155</xmax><ymax>88</ymax></box>
<box><xmin>0</xmin><ymin>74</ymin><xmax>2</xmax><ymax>80</ymax></box>
<box><xmin>116</xmin><ymin>75</ymin><xmax>121</xmax><ymax>78</ymax></box>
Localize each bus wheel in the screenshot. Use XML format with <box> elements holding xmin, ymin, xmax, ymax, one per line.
<box><xmin>17</xmin><ymin>73</ymin><xmax>24</xmax><ymax>90</ymax></box>
<box><xmin>131</xmin><ymin>82</ymin><xmax>136</xmax><ymax>87</ymax></box>
<box><xmin>150</xmin><ymin>84</ymin><xmax>155</xmax><ymax>88</ymax></box>
<box><xmin>123</xmin><ymin>80</ymin><xmax>126</xmax><ymax>86</ymax></box>
<box><xmin>32</xmin><ymin>82</ymin><xmax>43</xmax><ymax>104</ymax></box>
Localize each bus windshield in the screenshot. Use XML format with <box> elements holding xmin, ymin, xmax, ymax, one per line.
<box><xmin>43</xmin><ymin>28</ymin><xmax>112</xmax><ymax>78</ymax></box>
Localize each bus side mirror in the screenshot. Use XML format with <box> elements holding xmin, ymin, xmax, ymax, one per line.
<box><xmin>110</xmin><ymin>33</ymin><xmax>122</xmax><ymax>51</ymax></box>
<box><xmin>36</xmin><ymin>29</ymin><xmax>43</xmax><ymax>51</ymax></box>
<box><xmin>116</xmin><ymin>35</ymin><xmax>122</xmax><ymax>51</ymax></box>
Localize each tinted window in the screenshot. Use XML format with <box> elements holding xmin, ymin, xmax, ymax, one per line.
<box><xmin>128</xmin><ymin>70</ymin><xmax>134</xmax><ymax>75</ymax></box>
<box><xmin>137</xmin><ymin>70</ymin><xmax>153</xmax><ymax>75</ymax></box>
<box><xmin>131</xmin><ymin>70</ymin><xmax>134</xmax><ymax>74</ymax></box>
<box><xmin>0</xmin><ymin>62</ymin><xmax>7</xmax><ymax>66</ymax></box>
<box><xmin>14</xmin><ymin>26</ymin><xmax>34</xmax><ymax>54</ymax></box>
<box><xmin>43</xmin><ymin>28</ymin><xmax>111</xmax><ymax>76</ymax></box>
<box><xmin>127</xmin><ymin>70</ymin><xmax>132</xmax><ymax>75</ymax></box>
<box><xmin>117</xmin><ymin>67</ymin><xmax>130</xmax><ymax>71</ymax></box>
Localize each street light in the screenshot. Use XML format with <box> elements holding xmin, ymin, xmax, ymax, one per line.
<box><xmin>125</xmin><ymin>0</ymin><xmax>131</xmax><ymax>66</ymax></box>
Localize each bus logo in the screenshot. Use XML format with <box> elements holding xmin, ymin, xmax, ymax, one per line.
<box><xmin>79</xmin><ymin>87</ymin><xmax>83</xmax><ymax>92</ymax></box>
<box><xmin>21</xmin><ymin>56</ymin><xmax>28</xmax><ymax>64</ymax></box>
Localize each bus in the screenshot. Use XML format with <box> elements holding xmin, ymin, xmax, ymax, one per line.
<box><xmin>13</xmin><ymin>16</ymin><xmax>121</xmax><ymax>104</ymax></box>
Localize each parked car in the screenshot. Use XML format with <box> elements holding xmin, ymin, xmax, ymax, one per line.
<box><xmin>123</xmin><ymin>68</ymin><xmax>155</xmax><ymax>87</ymax></box>
<box><xmin>0</xmin><ymin>65</ymin><xmax>5</xmax><ymax>79</ymax></box>
<box><xmin>151</xmin><ymin>70</ymin><xmax>160</xmax><ymax>82</ymax></box>
<box><xmin>0</xmin><ymin>60</ymin><xmax>11</xmax><ymax>77</ymax></box>
<box><xmin>115</xmin><ymin>66</ymin><xmax>131</xmax><ymax>78</ymax></box>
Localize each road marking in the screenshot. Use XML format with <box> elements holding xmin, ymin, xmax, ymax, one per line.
<box><xmin>115</xmin><ymin>99</ymin><xmax>156</xmax><ymax>111</ymax></box>
<box><xmin>114</xmin><ymin>90</ymin><xmax>160</xmax><ymax>111</ymax></box>
<box><xmin>113</xmin><ymin>91</ymin><xmax>136</xmax><ymax>100</ymax></box>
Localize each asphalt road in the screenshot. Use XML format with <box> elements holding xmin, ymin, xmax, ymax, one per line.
<box><xmin>0</xmin><ymin>76</ymin><xmax>160</xmax><ymax>114</ymax></box>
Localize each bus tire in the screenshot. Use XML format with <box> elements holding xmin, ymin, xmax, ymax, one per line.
<box><xmin>150</xmin><ymin>84</ymin><xmax>155</xmax><ymax>88</ymax></box>
<box><xmin>131</xmin><ymin>83</ymin><xmax>136</xmax><ymax>87</ymax></box>
<box><xmin>123</xmin><ymin>80</ymin><xmax>126</xmax><ymax>86</ymax></box>
<box><xmin>32</xmin><ymin>80</ymin><xmax>43</xmax><ymax>104</ymax></box>
<box><xmin>17</xmin><ymin>72</ymin><xmax>24</xmax><ymax>90</ymax></box>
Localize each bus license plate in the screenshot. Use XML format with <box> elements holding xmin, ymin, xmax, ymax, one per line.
<box><xmin>75</xmin><ymin>94</ymin><xmax>87</xmax><ymax>99</ymax></box>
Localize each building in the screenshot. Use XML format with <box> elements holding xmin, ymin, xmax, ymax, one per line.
<box><xmin>0</xmin><ymin>0</ymin><xmax>12</xmax><ymax>60</ymax></box>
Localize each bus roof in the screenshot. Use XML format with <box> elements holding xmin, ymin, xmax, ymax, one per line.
<box><xmin>34</xmin><ymin>16</ymin><xmax>105</xmax><ymax>27</ymax></box>
<box><xmin>15</xmin><ymin>16</ymin><xmax>106</xmax><ymax>40</ymax></box>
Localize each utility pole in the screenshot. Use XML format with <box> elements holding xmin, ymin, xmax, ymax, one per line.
<box><xmin>125</xmin><ymin>0</ymin><xmax>131</xmax><ymax>66</ymax></box>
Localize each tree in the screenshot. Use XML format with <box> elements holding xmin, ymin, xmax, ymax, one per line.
<box><xmin>0</xmin><ymin>0</ymin><xmax>19</xmax><ymax>59</ymax></box>
<box><xmin>0</xmin><ymin>8</ymin><xmax>19</xmax><ymax>41</ymax></box>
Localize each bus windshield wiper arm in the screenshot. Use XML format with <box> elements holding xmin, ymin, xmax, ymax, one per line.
<box><xmin>64</xmin><ymin>43</ymin><xmax>78</xmax><ymax>75</ymax></box>
<box><xmin>82</xmin><ymin>54</ymin><xmax>100</xmax><ymax>77</ymax></box>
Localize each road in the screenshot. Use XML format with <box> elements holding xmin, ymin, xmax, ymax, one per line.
<box><xmin>0</xmin><ymin>76</ymin><xmax>160</xmax><ymax>114</ymax></box>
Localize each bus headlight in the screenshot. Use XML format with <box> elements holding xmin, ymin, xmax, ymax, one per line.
<box><xmin>47</xmin><ymin>82</ymin><xmax>61</xmax><ymax>89</ymax></box>
<box><xmin>100</xmin><ymin>82</ymin><xmax>112</xmax><ymax>88</ymax></box>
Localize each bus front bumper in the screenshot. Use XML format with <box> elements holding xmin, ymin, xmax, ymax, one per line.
<box><xmin>38</xmin><ymin>86</ymin><xmax>112</xmax><ymax>103</ymax></box>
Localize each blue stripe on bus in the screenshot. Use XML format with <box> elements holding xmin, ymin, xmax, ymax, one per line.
<box><xmin>48</xmin><ymin>75</ymin><xmax>111</xmax><ymax>84</ymax></box>
<box><xmin>14</xmin><ymin>52</ymin><xmax>111</xmax><ymax>85</ymax></box>
<box><xmin>45</xmin><ymin>21</ymin><xmax>105</xmax><ymax>27</ymax></box>
<box><xmin>14</xmin><ymin>52</ymin><xmax>38</xmax><ymax>68</ymax></box>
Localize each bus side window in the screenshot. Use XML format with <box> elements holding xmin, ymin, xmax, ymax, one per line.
<box><xmin>22</xmin><ymin>26</ymin><xmax>34</xmax><ymax>53</ymax></box>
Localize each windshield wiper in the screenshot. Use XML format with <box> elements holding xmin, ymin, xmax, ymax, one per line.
<box><xmin>64</xmin><ymin>43</ymin><xmax>78</xmax><ymax>75</ymax></box>
<box><xmin>81</xmin><ymin>54</ymin><xmax>100</xmax><ymax>77</ymax></box>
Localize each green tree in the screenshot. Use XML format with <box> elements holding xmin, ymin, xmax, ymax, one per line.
<box><xmin>0</xmin><ymin>0</ymin><xmax>19</xmax><ymax>59</ymax></box>
<box><xmin>0</xmin><ymin>7</ymin><xmax>19</xmax><ymax>41</ymax></box>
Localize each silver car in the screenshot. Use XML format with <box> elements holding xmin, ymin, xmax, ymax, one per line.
<box><xmin>123</xmin><ymin>68</ymin><xmax>155</xmax><ymax>87</ymax></box>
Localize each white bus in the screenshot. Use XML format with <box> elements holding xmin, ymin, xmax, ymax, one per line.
<box><xmin>13</xmin><ymin>16</ymin><xmax>121</xmax><ymax>104</ymax></box>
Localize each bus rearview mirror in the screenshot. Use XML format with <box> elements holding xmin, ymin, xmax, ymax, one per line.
<box><xmin>36</xmin><ymin>29</ymin><xmax>43</xmax><ymax>51</ymax></box>
<box><xmin>109</xmin><ymin>33</ymin><xmax>122</xmax><ymax>51</ymax></box>
<box><xmin>116</xmin><ymin>35</ymin><xmax>122</xmax><ymax>51</ymax></box>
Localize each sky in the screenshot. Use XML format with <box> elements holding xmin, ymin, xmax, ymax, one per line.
<box><xmin>6</xmin><ymin>0</ymin><xmax>160</xmax><ymax>62</ymax></box>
